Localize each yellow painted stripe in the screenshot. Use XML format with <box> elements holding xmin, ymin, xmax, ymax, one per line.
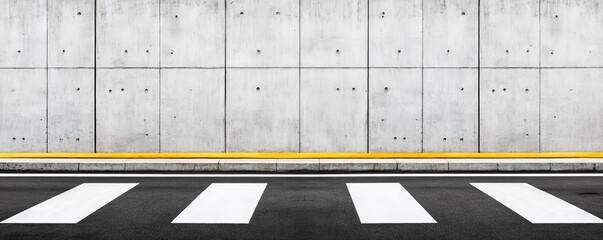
<box><xmin>0</xmin><ymin>152</ymin><xmax>601</xmax><ymax>159</ymax></box>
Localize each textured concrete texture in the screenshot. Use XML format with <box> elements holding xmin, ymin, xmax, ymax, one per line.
<box><xmin>2</xmin><ymin>158</ymin><xmax>602</xmax><ymax>172</ymax></box>
<box><xmin>1</xmin><ymin>0</ymin><xmax>603</xmax><ymax>153</ymax></box>
<box><xmin>276</xmin><ymin>159</ymin><xmax>319</xmax><ymax>172</ymax></box>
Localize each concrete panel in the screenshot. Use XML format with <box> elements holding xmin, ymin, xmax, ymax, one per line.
<box><xmin>300</xmin><ymin>69</ymin><xmax>367</xmax><ymax>152</ymax></box>
<box><xmin>301</xmin><ymin>0</ymin><xmax>368</xmax><ymax>67</ymax></box>
<box><xmin>423</xmin><ymin>0</ymin><xmax>478</xmax><ymax>67</ymax></box>
<box><xmin>96</xmin><ymin>69</ymin><xmax>160</xmax><ymax>152</ymax></box>
<box><xmin>480</xmin><ymin>69</ymin><xmax>539</xmax><ymax>152</ymax></box>
<box><xmin>219</xmin><ymin>159</ymin><xmax>277</xmax><ymax>171</ymax></box>
<box><xmin>227</xmin><ymin>0</ymin><xmax>298</xmax><ymax>67</ymax></box>
<box><xmin>161</xmin><ymin>0</ymin><xmax>225</xmax><ymax>67</ymax></box>
<box><xmin>479</xmin><ymin>0</ymin><xmax>539</xmax><ymax>67</ymax></box>
<box><xmin>96</xmin><ymin>0</ymin><xmax>160</xmax><ymax>67</ymax></box>
<box><xmin>48</xmin><ymin>69</ymin><xmax>95</xmax><ymax>152</ymax></box>
<box><xmin>160</xmin><ymin>69</ymin><xmax>225</xmax><ymax>152</ymax></box>
<box><xmin>48</xmin><ymin>0</ymin><xmax>95</xmax><ymax>68</ymax></box>
<box><xmin>319</xmin><ymin>159</ymin><xmax>396</xmax><ymax>171</ymax></box>
<box><xmin>541</xmin><ymin>0</ymin><xmax>603</xmax><ymax>67</ymax></box>
<box><xmin>226</xmin><ymin>69</ymin><xmax>299</xmax><ymax>152</ymax></box>
<box><xmin>541</xmin><ymin>69</ymin><xmax>603</xmax><ymax>151</ymax></box>
<box><xmin>0</xmin><ymin>69</ymin><xmax>47</xmax><ymax>152</ymax></box>
<box><xmin>368</xmin><ymin>0</ymin><xmax>422</xmax><ymax>67</ymax></box>
<box><xmin>0</xmin><ymin>0</ymin><xmax>47</xmax><ymax>67</ymax></box>
<box><xmin>423</xmin><ymin>69</ymin><xmax>478</xmax><ymax>152</ymax></box>
<box><xmin>368</xmin><ymin>69</ymin><xmax>422</xmax><ymax>152</ymax></box>
<box><xmin>396</xmin><ymin>159</ymin><xmax>449</xmax><ymax>172</ymax></box>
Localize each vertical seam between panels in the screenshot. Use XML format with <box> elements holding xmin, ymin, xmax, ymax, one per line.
<box><xmin>421</xmin><ymin>0</ymin><xmax>424</xmax><ymax>152</ymax></box>
<box><xmin>94</xmin><ymin>0</ymin><xmax>97</xmax><ymax>152</ymax></box>
<box><xmin>298</xmin><ymin>0</ymin><xmax>302</xmax><ymax>152</ymax></box>
<box><xmin>477</xmin><ymin>0</ymin><xmax>481</xmax><ymax>153</ymax></box>
<box><xmin>46</xmin><ymin>0</ymin><xmax>49</xmax><ymax>152</ymax></box>
<box><xmin>224</xmin><ymin>0</ymin><xmax>227</xmax><ymax>153</ymax></box>
<box><xmin>158</xmin><ymin>0</ymin><xmax>162</xmax><ymax>153</ymax></box>
<box><xmin>538</xmin><ymin>0</ymin><xmax>542</xmax><ymax>152</ymax></box>
<box><xmin>366</xmin><ymin>0</ymin><xmax>370</xmax><ymax>153</ymax></box>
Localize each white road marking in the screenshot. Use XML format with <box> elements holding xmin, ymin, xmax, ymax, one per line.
<box><xmin>347</xmin><ymin>183</ymin><xmax>436</xmax><ymax>224</ymax></box>
<box><xmin>1</xmin><ymin>173</ymin><xmax>603</xmax><ymax>178</ymax></box>
<box><xmin>472</xmin><ymin>183</ymin><xmax>603</xmax><ymax>224</ymax></box>
<box><xmin>172</xmin><ymin>183</ymin><xmax>267</xmax><ymax>224</ymax></box>
<box><xmin>1</xmin><ymin>183</ymin><xmax>137</xmax><ymax>224</ymax></box>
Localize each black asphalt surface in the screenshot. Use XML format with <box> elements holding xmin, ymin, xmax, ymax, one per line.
<box><xmin>1</xmin><ymin>173</ymin><xmax>602</xmax><ymax>240</ymax></box>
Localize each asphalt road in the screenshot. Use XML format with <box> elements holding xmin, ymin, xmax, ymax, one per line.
<box><xmin>1</xmin><ymin>173</ymin><xmax>602</xmax><ymax>240</ymax></box>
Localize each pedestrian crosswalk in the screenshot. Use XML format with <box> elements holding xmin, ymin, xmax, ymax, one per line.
<box><xmin>347</xmin><ymin>183</ymin><xmax>436</xmax><ymax>224</ymax></box>
<box><xmin>1</xmin><ymin>183</ymin><xmax>137</xmax><ymax>224</ymax></box>
<box><xmin>172</xmin><ymin>183</ymin><xmax>267</xmax><ymax>224</ymax></box>
<box><xmin>1</xmin><ymin>182</ymin><xmax>601</xmax><ymax>225</ymax></box>
<box><xmin>472</xmin><ymin>183</ymin><xmax>603</xmax><ymax>224</ymax></box>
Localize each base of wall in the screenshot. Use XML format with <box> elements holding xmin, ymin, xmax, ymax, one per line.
<box><xmin>1</xmin><ymin>158</ymin><xmax>602</xmax><ymax>172</ymax></box>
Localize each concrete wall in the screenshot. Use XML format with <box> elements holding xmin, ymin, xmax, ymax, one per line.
<box><xmin>1</xmin><ymin>0</ymin><xmax>602</xmax><ymax>153</ymax></box>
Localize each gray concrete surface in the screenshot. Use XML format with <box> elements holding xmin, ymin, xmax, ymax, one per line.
<box><xmin>0</xmin><ymin>0</ymin><xmax>602</xmax><ymax>153</ymax></box>
<box><xmin>1</xmin><ymin>158</ymin><xmax>602</xmax><ymax>172</ymax></box>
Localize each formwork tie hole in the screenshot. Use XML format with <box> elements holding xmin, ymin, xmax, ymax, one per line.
<box><xmin>256</xmin><ymin>87</ymin><xmax>260</xmax><ymax>91</ymax></box>
<box><xmin>77</xmin><ymin>12</ymin><xmax>81</xmax><ymax>16</ymax></box>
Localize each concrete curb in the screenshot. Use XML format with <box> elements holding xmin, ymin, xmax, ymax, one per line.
<box><xmin>1</xmin><ymin>158</ymin><xmax>603</xmax><ymax>172</ymax></box>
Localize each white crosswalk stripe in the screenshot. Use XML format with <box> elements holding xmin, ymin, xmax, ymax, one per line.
<box><xmin>172</xmin><ymin>183</ymin><xmax>267</xmax><ymax>224</ymax></box>
<box><xmin>472</xmin><ymin>183</ymin><xmax>603</xmax><ymax>224</ymax></box>
<box><xmin>347</xmin><ymin>183</ymin><xmax>436</xmax><ymax>224</ymax></box>
<box><xmin>1</xmin><ymin>183</ymin><xmax>138</xmax><ymax>224</ymax></box>
<box><xmin>2</xmin><ymin>182</ymin><xmax>602</xmax><ymax>225</ymax></box>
